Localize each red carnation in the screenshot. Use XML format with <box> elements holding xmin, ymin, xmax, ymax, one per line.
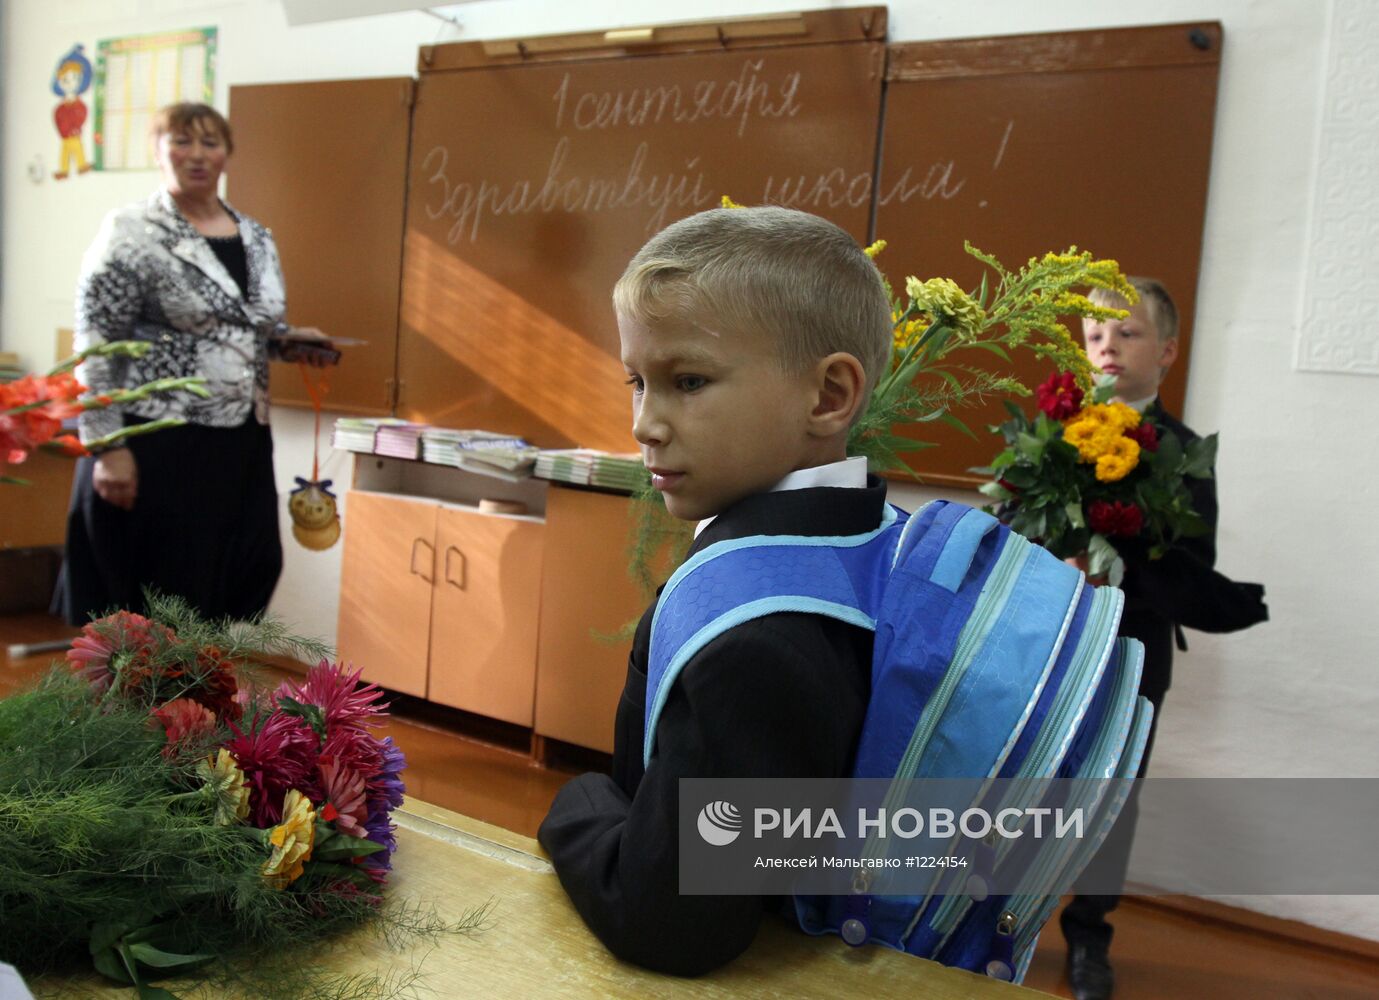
<box><xmin>1036</xmin><ymin>371</ymin><xmax>1084</xmax><ymax>420</ymax></box>
<box><xmin>1087</xmin><ymin>500</ymin><xmax>1145</xmax><ymax>538</ymax></box>
<box><xmin>1126</xmin><ymin>422</ymin><xmax>1159</xmax><ymax>452</ymax></box>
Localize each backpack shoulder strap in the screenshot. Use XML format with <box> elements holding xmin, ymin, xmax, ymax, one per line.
<box><xmin>643</xmin><ymin>503</ymin><xmax>906</xmax><ymax>768</ymax></box>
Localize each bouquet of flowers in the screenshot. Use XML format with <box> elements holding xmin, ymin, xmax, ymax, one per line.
<box><xmin>975</xmin><ymin>371</ymin><xmax>1217</xmax><ymax>582</ymax></box>
<box><xmin>1</xmin><ymin>341</ymin><xmax>206</xmax><ymax>484</ymax></box>
<box><xmin>0</xmin><ymin>597</ymin><xmax>447</xmax><ymax>999</ymax></box>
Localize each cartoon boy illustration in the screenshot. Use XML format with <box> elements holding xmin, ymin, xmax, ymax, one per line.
<box><xmin>52</xmin><ymin>44</ymin><xmax>94</xmax><ymax>179</ymax></box>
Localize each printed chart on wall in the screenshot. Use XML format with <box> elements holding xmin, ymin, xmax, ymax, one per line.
<box><xmin>93</xmin><ymin>27</ymin><xmax>217</xmax><ymax>171</ymax></box>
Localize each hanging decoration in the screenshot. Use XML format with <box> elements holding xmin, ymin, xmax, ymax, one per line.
<box><xmin>288</xmin><ymin>361</ymin><xmax>341</xmax><ymax>550</ymax></box>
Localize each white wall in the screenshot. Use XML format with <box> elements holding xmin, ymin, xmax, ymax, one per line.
<box><xmin>4</xmin><ymin>0</ymin><xmax>1375</xmax><ymax>940</ymax></box>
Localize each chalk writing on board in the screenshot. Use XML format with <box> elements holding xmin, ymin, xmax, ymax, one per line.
<box><xmin>422</xmin><ymin>140</ymin><xmax>715</xmax><ymax>244</ymax></box>
<box><xmin>761</xmin><ymin>161</ymin><xmax>962</xmax><ymax>210</ymax></box>
<box><xmin>551</xmin><ymin>59</ymin><xmax>803</xmax><ymax>138</ymax></box>
<box><xmin>765</xmin><ymin>120</ymin><xmax>1014</xmax><ymax>211</ymax></box>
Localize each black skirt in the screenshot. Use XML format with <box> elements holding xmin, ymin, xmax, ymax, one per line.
<box><xmin>54</xmin><ymin>417</ymin><xmax>283</xmax><ymax>625</ymax></box>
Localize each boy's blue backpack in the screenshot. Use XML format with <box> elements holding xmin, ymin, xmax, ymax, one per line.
<box><xmin>644</xmin><ymin>499</ymin><xmax>1153</xmax><ymax>983</ymax></box>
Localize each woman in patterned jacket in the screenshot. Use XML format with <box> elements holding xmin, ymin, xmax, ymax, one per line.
<box><xmin>56</xmin><ymin>102</ymin><xmax>329</xmax><ymax>624</ymax></box>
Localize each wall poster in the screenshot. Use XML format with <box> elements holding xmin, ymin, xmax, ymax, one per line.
<box><xmin>93</xmin><ymin>26</ymin><xmax>217</xmax><ymax>171</ymax></box>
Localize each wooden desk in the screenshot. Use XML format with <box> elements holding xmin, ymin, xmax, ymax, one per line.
<box><xmin>30</xmin><ymin>800</ymin><xmax>1052</xmax><ymax>998</ymax></box>
<box><xmin>369</xmin><ymin>801</ymin><xmax>1051</xmax><ymax>998</ymax></box>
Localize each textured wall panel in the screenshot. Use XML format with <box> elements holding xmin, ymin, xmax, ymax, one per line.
<box><xmin>1295</xmin><ymin>0</ymin><xmax>1379</xmax><ymax>375</ymax></box>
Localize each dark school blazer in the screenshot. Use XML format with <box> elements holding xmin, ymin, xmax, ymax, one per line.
<box><xmin>1115</xmin><ymin>400</ymin><xmax>1267</xmax><ymax>704</ymax></box>
<box><xmin>538</xmin><ymin>479</ymin><xmax>888</xmax><ymax>976</ymax></box>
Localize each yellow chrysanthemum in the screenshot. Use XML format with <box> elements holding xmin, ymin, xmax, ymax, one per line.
<box><xmin>261</xmin><ymin>789</ymin><xmax>316</xmax><ymax>889</ymax></box>
<box><xmin>720</xmin><ymin>195</ymin><xmax>744</xmax><ymax>209</ymax></box>
<box><xmin>1094</xmin><ymin>436</ymin><xmax>1141</xmax><ymax>482</ymax></box>
<box><xmin>1075</xmin><ymin>403</ymin><xmax>1140</xmax><ymax>435</ymax></box>
<box><xmin>198</xmin><ymin>748</ymin><xmax>250</xmax><ymax>827</ymax></box>
<box><xmin>864</xmin><ymin>239</ymin><xmax>887</xmax><ymax>259</ymax></box>
<box><xmin>903</xmin><ymin>277</ymin><xmax>986</xmax><ymax>338</ymax></box>
<box><xmin>1105</xmin><ymin>401</ymin><xmax>1141</xmax><ymax>431</ymax></box>
<box><xmin>1063</xmin><ymin>418</ymin><xmax>1117</xmax><ymax>463</ymax></box>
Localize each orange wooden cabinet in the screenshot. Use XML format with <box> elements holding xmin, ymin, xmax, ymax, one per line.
<box><xmin>336</xmin><ymin>491</ymin><xmax>438</xmax><ymax>698</ymax></box>
<box><xmin>428</xmin><ymin>506</ymin><xmax>545</xmax><ymax>725</ymax></box>
<box><xmin>533</xmin><ymin>485</ymin><xmax>651</xmax><ymax>754</ymax></box>
<box><xmin>336</xmin><ymin>491</ymin><xmax>545</xmax><ymax>723</ymax></box>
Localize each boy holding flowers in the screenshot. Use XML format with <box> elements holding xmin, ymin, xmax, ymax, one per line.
<box><xmin>1060</xmin><ymin>277</ymin><xmax>1266</xmax><ymax>1000</ymax></box>
<box><xmin>539</xmin><ymin>206</ymin><xmax>893</xmax><ymax>975</ymax></box>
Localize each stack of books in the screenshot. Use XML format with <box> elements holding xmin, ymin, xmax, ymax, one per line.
<box><xmin>331</xmin><ymin>417</ymin><xmax>410</xmax><ymax>453</ymax></box>
<box><xmin>374</xmin><ymin>422</ymin><xmax>428</xmax><ymax>460</ymax></box>
<box><xmin>332</xmin><ymin>418</ymin><xmax>646</xmax><ymax>491</ymax></box>
<box><xmin>420</xmin><ymin>428</ymin><xmax>539</xmax><ymax>480</ymax></box>
<box><xmin>0</xmin><ymin>351</ymin><xmax>24</xmax><ymax>385</ymax></box>
<box><xmin>457</xmin><ymin>441</ymin><xmax>541</xmax><ymax>481</ymax></box>
<box><xmin>534</xmin><ymin>449</ymin><xmax>646</xmax><ymax>492</ymax></box>
<box><xmin>419</xmin><ymin>427</ymin><xmax>471</xmax><ymax>466</ymax></box>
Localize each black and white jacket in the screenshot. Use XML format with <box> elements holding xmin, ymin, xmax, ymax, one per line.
<box><xmin>74</xmin><ymin>189</ymin><xmax>287</xmax><ymax>444</ymax></box>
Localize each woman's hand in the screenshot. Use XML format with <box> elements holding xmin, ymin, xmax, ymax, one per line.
<box><xmin>93</xmin><ymin>448</ymin><xmax>138</xmax><ymax>510</ymax></box>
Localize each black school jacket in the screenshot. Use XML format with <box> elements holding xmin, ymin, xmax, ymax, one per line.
<box><xmin>538</xmin><ymin>479</ymin><xmax>888</xmax><ymax>976</ymax></box>
<box><xmin>1115</xmin><ymin>401</ymin><xmax>1267</xmax><ymax>702</ymax></box>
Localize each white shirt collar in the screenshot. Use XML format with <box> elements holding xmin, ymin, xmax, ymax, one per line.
<box><xmin>694</xmin><ymin>455</ymin><xmax>868</xmax><ymax>538</ymax></box>
<box><xmin>1123</xmin><ymin>394</ymin><xmax>1157</xmax><ymax>413</ymax></box>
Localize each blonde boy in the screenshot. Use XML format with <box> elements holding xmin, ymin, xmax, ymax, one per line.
<box><xmin>539</xmin><ymin>206</ymin><xmax>893</xmax><ymax>975</ymax></box>
<box><xmin>1082</xmin><ymin>277</ymin><xmax>1180</xmax><ymax>407</ymax></box>
<box><xmin>1065</xmin><ymin>277</ymin><xmax>1244</xmax><ymax>1000</ymax></box>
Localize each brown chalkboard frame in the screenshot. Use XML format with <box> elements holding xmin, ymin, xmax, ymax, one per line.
<box><xmin>877</xmin><ymin>21</ymin><xmax>1223</xmax><ymax>487</ymax></box>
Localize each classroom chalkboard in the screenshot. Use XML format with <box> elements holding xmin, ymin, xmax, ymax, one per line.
<box><xmin>233</xmin><ymin>14</ymin><xmax>1223</xmax><ymax>489</ymax></box>
<box><xmin>875</xmin><ymin>22</ymin><xmax>1222</xmax><ymax>485</ymax></box>
<box><xmin>396</xmin><ymin>8</ymin><xmax>887</xmax><ymax>451</ymax></box>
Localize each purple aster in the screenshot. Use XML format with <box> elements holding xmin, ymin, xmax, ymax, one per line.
<box><xmin>365</xmin><ymin>736</ymin><xmax>406</xmax><ymax>811</ymax></box>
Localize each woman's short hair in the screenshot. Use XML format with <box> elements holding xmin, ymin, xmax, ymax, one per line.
<box><xmin>151</xmin><ymin>102</ymin><xmax>234</xmax><ymax>154</ymax></box>
<box><xmin>1088</xmin><ymin>276</ymin><xmax>1179</xmax><ymax>342</ymax></box>
<box><xmin>613</xmin><ymin>206</ymin><xmax>893</xmax><ymax>401</ymax></box>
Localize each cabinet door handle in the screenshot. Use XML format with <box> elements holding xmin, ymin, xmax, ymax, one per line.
<box><xmin>445</xmin><ymin>545</ymin><xmax>466</xmax><ymax>590</ymax></box>
<box><xmin>411</xmin><ymin>537</ymin><xmax>435</xmax><ymax>583</ymax></box>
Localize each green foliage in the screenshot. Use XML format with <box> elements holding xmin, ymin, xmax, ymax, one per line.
<box><xmin>0</xmin><ymin>603</ymin><xmax>482</xmax><ymax>999</ymax></box>
<box><xmin>849</xmin><ymin>243</ymin><xmax>1128</xmax><ymax>474</ymax></box>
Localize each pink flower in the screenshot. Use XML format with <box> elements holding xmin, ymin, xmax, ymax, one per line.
<box><xmin>320</xmin><ymin>726</ymin><xmax>383</xmax><ymax>783</ymax></box>
<box><xmin>277</xmin><ymin>661</ymin><xmax>388</xmax><ymax>733</ymax></box>
<box><xmin>223</xmin><ymin>711</ymin><xmax>320</xmax><ymax>826</ymax></box>
<box><xmin>317</xmin><ymin>753</ymin><xmax>369</xmax><ymax>838</ymax></box>
<box><xmin>150</xmin><ymin>698</ymin><xmax>216</xmax><ymax>756</ymax></box>
<box><xmin>66</xmin><ymin>611</ymin><xmax>175</xmax><ymax>695</ymax></box>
